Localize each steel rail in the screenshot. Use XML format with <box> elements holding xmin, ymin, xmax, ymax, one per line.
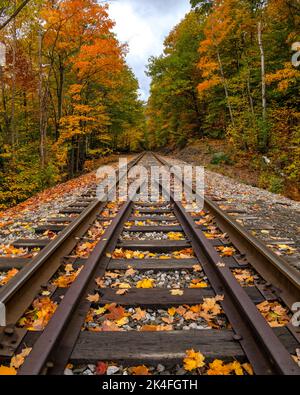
<box><xmin>18</xmin><ymin>200</ymin><xmax>136</xmax><ymax>375</ymax></box>
<box><xmin>153</xmin><ymin>152</ymin><xmax>300</xmax><ymax>375</ymax></box>
<box><xmin>18</xmin><ymin>184</ymin><xmax>143</xmax><ymax>375</ymax></box>
<box><xmin>0</xmin><ymin>152</ymin><xmax>145</xmax><ymax>325</ymax></box>
<box><xmin>6</xmin><ymin>151</ymin><xmax>300</xmax><ymax>375</ymax></box>
<box><xmin>172</xmin><ymin>200</ymin><xmax>299</xmax><ymax>375</ymax></box>
<box><xmin>153</xmin><ymin>153</ymin><xmax>300</xmax><ymax>308</ymax></box>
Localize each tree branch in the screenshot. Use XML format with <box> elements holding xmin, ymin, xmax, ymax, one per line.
<box><xmin>0</xmin><ymin>0</ymin><xmax>31</xmax><ymax>31</ymax></box>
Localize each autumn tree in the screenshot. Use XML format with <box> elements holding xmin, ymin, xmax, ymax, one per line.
<box><xmin>146</xmin><ymin>11</ymin><xmax>204</xmax><ymax>149</ymax></box>
<box><xmin>0</xmin><ymin>0</ymin><xmax>145</xmax><ymax>207</ymax></box>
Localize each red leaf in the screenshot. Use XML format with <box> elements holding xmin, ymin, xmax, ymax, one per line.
<box><xmin>96</xmin><ymin>361</ymin><xmax>108</xmax><ymax>375</ymax></box>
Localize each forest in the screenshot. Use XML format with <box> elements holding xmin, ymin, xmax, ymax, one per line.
<box><xmin>146</xmin><ymin>0</ymin><xmax>300</xmax><ymax>197</ymax></box>
<box><xmin>0</xmin><ymin>0</ymin><xmax>145</xmax><ymax>208</ymax></box>
<box><xmin>0</xmin><ymin>0</ymin><xmax>299</xmax><ymax>208</ymax></box>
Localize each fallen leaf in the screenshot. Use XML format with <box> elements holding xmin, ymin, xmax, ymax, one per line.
<box><xmin>137</xmin><ymin>279</ymin><xmax>155</xmax><ymax>289</ymax></box>
<box><xmin>115</xmin><ymin>316</ymin><xmax>129</xmax><ymax>327</ymax></box>
<box><xmin>189</xmin><ymin>281</ymin><xmax>208</xmax><ymax>289</ymax></box>
<box><xmin>130</xmin><ymin>365</ymin><xmax>150</xmax><ymax>375</ymax></box>
<box><xmin>18</xmin><ymin>297</ymin><xmax>57</xmax><ymax>331</ymax></box>
<box><xmin>10</xmin><ymin>347</ymin><xmax>32</xmax><ymax>369</ymax></box>
<box><xmin>125</xmin><ymin>267</ymin><xmax>137</xmax><ymax>277</ymax></box>
<box><xmin>168</xmin><ymin>307</ymin><xmax>177</xmax><ymax>316</ymax></box>
<box><xmin>0</xmin><ymin>268</ymin><xmax>19</xmax><ymax>286</ymax></box>
<box><xmin>170</xmin><ymin>289</ymin><xmax>184</xmax><ymax>296</ymax></box>
<box><xmin>257</xmin><ymin>301</ymin><xmax>289</xmax><ymax>327</ymax></box>
<box><xmin>94</xmin><ymin>307</ymin><xmax>107</xmax><ymax>315</ymax></box>
<box><xmin>117</xmin><ymin>283</ymin><xmax>131</xmax><ymax>289</ymax></box>
<box><xmin>216</xmin><ymin>262</ymin><xmax>226</xmax><ymax>268</ymax></box>
<box><xmin>0</xmin><ymin>365</ymin><xmax>17</xmax><ymax>375</ymax></box>
<box><xmin>132</xmin><ymin>307</ymin><xmax>146</xmax><ymax>321</ymax></box>
<box><xmin>116</xmin><ymin>289</ymin><xmax>128</xmax><ymax>295</ymax></box>
<box><xmin>207</xmin><ymin>359</ymin><xmax>232</xmax><ymax>375</ymax></box>
<box><xmin>86</xmin><ymin>293</ymin><xmax>100</xmax><ymax>303</ymax></box>
<box><xmin>242</xmin><ymin>363</ymin><xmax>254</xmax><ymax>375</ymax></box>
<box><xmin>183</xmin><ymin>349</ymin><xmax>205</xmax><ymax>371</ymax></box>
<box><xmin>167</xmin><ymin>232</ymin><xmax>185</xmax><ymax>241</ymax></box>
<box><xmin>162</xmin><ymin>316</ymin><xmax>174</xmax><ymax>324</ymax></box>
<box><xmin>65</xmin><ymin>264</ymin><xmax>74</xmax><ymax>273</ymax></box>
<box><xmin>140</xmin><ymin>325</ymin><xmax>158</xmax><ymax>331</ymax></box>
<box><xmin>217</xmin><ymin>246</ymin><xmax>236</xmax><ymax>257</ymax></box>
<box><xmin>95</xmin><ymin>277</ymin><xmax>105</xmax><ymax>287</ymax></box>
<box><xmin>105</xmin><ymin>271</ymin><xmax>121</xmax><ymax>279</ymax></box>
<box><xmin>96</xmin><ymin>361</ymin><xmax>107</xmax><ymax>375</ymax></box>
<box><xmin>192</xmin><ymin>264</ymin><xmax>202</xmax><ymax>272</ymax></box>
<box><xmin>105</xmin><ymin>304</ymin><xmax>128</xmax><ymax>320</ymax></box>
<box><xmin>99</xmin><ymin>320</ymin><xmax>123</xmax><ymax>332</ymax></box>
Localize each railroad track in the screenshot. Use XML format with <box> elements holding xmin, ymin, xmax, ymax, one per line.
<box><xmin>0</xmin><ymin>152</ymin><xmax>299</xmax><ymax>375</ymax></box>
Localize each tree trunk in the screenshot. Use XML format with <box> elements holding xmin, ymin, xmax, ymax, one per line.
<box><xmin>11</xmin><ymin>0</ymin><xmax>17</xmax><ymax>147</ymax></box>
<box><xmin>38</xmin><ymin>30</ymin><xmax>47</xmax><ymax>168</ymax></box>
<box><xmin>216</xmin><ymin>48</ymin><xmax>235</xmax><ymax>126</ymax></box>
<box><xmin>0</xmin><ymin>66</ymin><xmax>10</xmax><ymax>141</ymax></box>
<box><xmin>55</xmin><ymin>56</ymin><xmax>64</xmax><ymax>140</ymax></box>
<box><xmin>257</xmin><ymin>20</ymin><xmax>266</xmax><ymax>123</ymax></box>
<box><xmin>246</xmin><ymin>69</ymin><xmax>255</xmax><ymax>117</ymax></box>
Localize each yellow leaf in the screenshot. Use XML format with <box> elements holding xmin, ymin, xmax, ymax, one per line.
<box><xmin>0</xmin><ymin>365</ymin><xmax>17</xmax><ymax>375</ymax></box>
<box><xmin>242</xmin><ymin>363</ymin><xmax>254</xmax><ymax>375</ymax></box>
<box><xmin>207</xmin><ymin>359</ymin><xmax>232</xmax><ymax>375</ymax></box>
<box><xmin>94</xmin><ymin>307</ymin><xmax>107</xmax><ymax>315</ymax></box>
<box><xmin>168</xmin><ymin>307</ymin><xmax>177</xmax><ymax>316</ymax></box>
<box><xmin>170</xmin><ymin>289</ymin><xmax>184</xmax><ymax>296</ymax></box>
<box><xmin>118</xmin><ymin>283</ymin><xmax>131</xmax><ymax>289</ymax></box>
<box><xmin>183</xmin><ymin>349</ymin><xmax>205</xmax><ymax>371</ymax></box>
<box><xmin>230</xmin><ymin>361</ymin><xmax>244</xmax><ymax>375</ymax></box>
<box><xmin>137</xmin><ymin>279</ymin><xmax>155</xmax><ymax>289</ymax></box>
<box><xmin>115</xmin><ymin>316</ymin><xmax>129</xmax><ymax>327</ymax></box>
<box><xmin>65</xmin><ymin>264</ymin><xmax>74</xmax><ymax>273</ymax></box>
<box><xmin>189</xmin><ymin>281</ymin><xmax>208</xmax><ymax>288</ymax></box>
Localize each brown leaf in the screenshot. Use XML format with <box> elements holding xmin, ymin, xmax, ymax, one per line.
<box><xmin>140</xmin><ymin>325</ymin><xmax>158</xmax><ymax>331</ymax></box>
<box><xmin>105</xmin><ymin>304</ymin><xmax>128</xmax><ymax>320</ymax></box>
<box><xmin>132</xmin><ymin>307</ymin><xmax>146</xmax><ymax>321</ymax></box>
<box><xmin>10</xmin><ymin>347</ymin><xmax>32</xmax><ymax>369</ymax></box>
<box><xmin>116</xmin><ymin>289</ymin><xmax>128</xmax><ymax>295</ymax></box>
<box><xmin>100</xmin><ymin>320</ymin><xmax>123</xmax><ymax>332</ymax></box>
<box><xmin>192</xmin><ymin>264</ymin><xmax>202</xmax><ymax>272</ymax></box>
<box><xmin>86</xmin><ymin>293</ymin><xmax>100</xmax><ymax>303</ymax></box>
<box><xmin>95</xmin><ymin>277</ymin><xmax>105</xmax><ymax>288</ymax></box>
<box><xmin>162</xmin><ymin>316</ymin><xmax>174</xmax><ymax>324</ymax></box>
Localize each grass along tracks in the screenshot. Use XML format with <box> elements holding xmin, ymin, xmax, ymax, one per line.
<box><xmin>0</xmin><ymin>153</ymin><xmax>299</xmax><ymax>375</ymax></box>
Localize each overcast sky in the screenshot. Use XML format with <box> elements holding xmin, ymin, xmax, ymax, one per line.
<box><xmin>108</xmin><ymin>0</ymin><xmax>191</xmax><ymax>101</ymax></box>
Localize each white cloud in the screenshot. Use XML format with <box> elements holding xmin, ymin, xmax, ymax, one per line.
<box><xmin>108</xmin><ymin>0</ymin><xmax>191</xmax><ymax>100</ymax></box>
